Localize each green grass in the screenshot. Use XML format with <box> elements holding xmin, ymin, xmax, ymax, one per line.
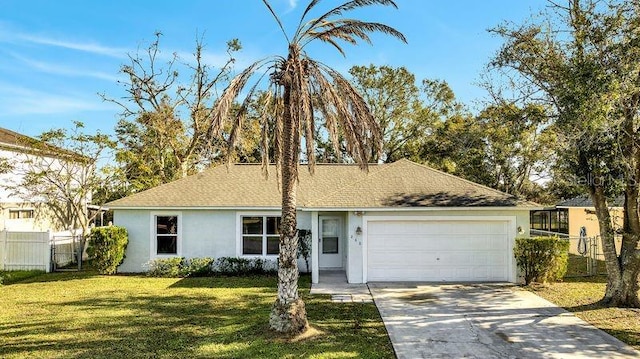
<box><xmin>0</xmin><ymin>272</ymin><xmax>394</xmax><ymax>359</ymax></box>
<box><xmin>566</xmin><ymin>254</ymin><xmax>607</xmax><ymax>277</ymax></box>
<box><xmin>528</xmin><ymin>276</ymin><xmax>640</xmax><ymax>350</ymax></box>
<box><xmin>0</xmin><ymin>270</ymin><xmax>45</xmax><ymax>285</ymax></box>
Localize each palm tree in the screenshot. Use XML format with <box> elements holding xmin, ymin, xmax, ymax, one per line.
<box><xmin>211</xmin><ymin>0</ymin><xmax>406</xmax><ymax>334</ymax></box>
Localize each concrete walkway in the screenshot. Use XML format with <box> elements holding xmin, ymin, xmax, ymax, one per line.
<box><xmin>310</xmin><ymin>271</ymin><xmax>372</xmax><ymax>303</ymax></box>
<box><xmin>369</xmin><ymin>283</ymin><xmax>640</xmax><ymax>359</ymax></box>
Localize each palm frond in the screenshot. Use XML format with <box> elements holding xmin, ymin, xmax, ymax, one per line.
<box><xmin>259</xmin><ymin>91</ymin><xmax>274</xmax><ymax>178</ymax></box>
<box><xmin>305</xmin><ymin>20</ymin><xmax>407</xmax><ymax>48</ymax></box>
<box><xmin>295</xmin><ymin>0</ymin><xmax>323</xmax><ymax>39</ymax></box>
<box><xmin>296</xmin><ymin>0</ymin><xmax>400</xmax><ymax>43</ymax></box>
<box><xmin>262</xmin><ymin>0</ymin><xmax>290</xmax><ymax>44</ymax></box>
<box><xmin>294</xmin><ymin>58</ymin><xmax>315</xmax><ymax>173</ymax></box>
<box><xmin>209</xmin><ymin>59</ymin><xmax>270</xmax><ymax>139</ymax></box>
<box><xmin>307</xmin><ymin>65</ymin><xmax>343</xmax><ymax>161</ymax></box>
<box><xmin>225</xmin><ymin>70</ymin><xmax>271</xmax><ymax>164</ymax></box>
<box><xmin>307</xmin><ymin>60</ymin><xmax>382</xmax><ymax>168</ymax></box>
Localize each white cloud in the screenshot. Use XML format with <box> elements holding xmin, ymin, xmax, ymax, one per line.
<box><xmin>8</xmin><ymin>52</ymin><xmax>121</xmax><ymax>82</ymax></box>
<box><xmin>289</xmin><ymin>0</ymin><xmax>298</xmax><ymax>9</ymax></box>
<box><xmin>0</xmin><ymin>24</ymin><xmax>128</xmax><ymax>59</ymax></box>
<box><xmin>15</xmin><ymin>33</ymin><xmax>128</xmax><ymax>58</ymax></box>
<box><xmin>0</xmin><ymin>83</ymin><xmax>115</xmax><ymax>116</ymax></box>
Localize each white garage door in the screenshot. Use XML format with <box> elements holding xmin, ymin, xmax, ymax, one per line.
<box><xmin>366</xmin><ymin>219</ymin><xmax>512</xmax><ymax>282</ymax></box>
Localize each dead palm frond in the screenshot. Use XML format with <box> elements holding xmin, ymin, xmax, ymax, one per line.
<box><xmin>211</xmin><ymin>0</ymin><xmax>405</xmax><ymax>175</ymax></box>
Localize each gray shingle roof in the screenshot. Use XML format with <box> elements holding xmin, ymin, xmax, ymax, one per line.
<box><xmin>0</xmin><ymin>127</ymin><xmax>82</xmax><ymax>159</ymax></box>
<box><xmin>557</xmin><ymin>195</ymin><xmax>624</xmax><ymax>208</ymax></box>
<box><xmin>107</xmin><ymin>159</ymin><xmax>537</xmax><ymax>209</ymax></box>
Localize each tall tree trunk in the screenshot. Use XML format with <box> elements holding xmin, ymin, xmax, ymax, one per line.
<box><xmin>269</xmin><ymin>75</ymin><xmax>308</xmax><ymax>334</ymax></box>
<box><xmin>593</xmin><ymin>184</ymin><xmax>640</xmax><ymax>306</ymax></box>
<box><xmin>608</xmin><ymin>105</ymin><xmax>640</xmax><ymax>307</ymax></box>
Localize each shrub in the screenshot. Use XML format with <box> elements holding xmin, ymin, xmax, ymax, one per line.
<box><xmin>146</xmin><ymin>257</ymin><xmax>185</xmax><ymax>277</ymax></box>
<box><xmin>514</xmin><ymin>237</ymin><xmax>570</xmax><ymax>285</ymax></box>
<box><xmin>86</xmin><ymin>226</ymin><xmax>129</xmax><ymax>275</ymax></box>
<box><xmin>144</xmin><ymin>256</ymin><xmax>278</xmax><ymax>277</ymax></box>
<box><xmin>213</xmin><ymin>257</ymin><xmax>277</xmax><ymax>276</ymax></box>
<box><xmin>183</xmin><ymin>257</ymin><xmax>214</xmax><ymax>277</ymax></box>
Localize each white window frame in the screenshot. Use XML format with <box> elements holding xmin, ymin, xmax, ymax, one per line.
<box><xmin>150</xmin><ymin>211</ymin><xmax>182</xmax><ymax>258</ymax></box>
<box><xmin>8</xmin><ymin>208</ymin><xmax>35</xmax><ymax>219</ymax></box>
<box><xmin>236</xmin><ymin>212</ymin><xmax>281</xmax><ymax>257</ymax></box>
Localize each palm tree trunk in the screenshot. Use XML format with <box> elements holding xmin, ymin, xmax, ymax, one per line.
<box><xmin>269</xmin><ymin>78</ymin><xmax>308</xmax><ymax>334</ymax></box>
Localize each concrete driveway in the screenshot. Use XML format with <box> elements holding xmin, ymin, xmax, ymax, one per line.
<box><xmin>369</xmin><ymin>283</ymin><xmax>640</xmax><ymax>359</ymax></box>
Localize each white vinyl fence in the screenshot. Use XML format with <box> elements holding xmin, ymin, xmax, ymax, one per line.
<box><xmin>0</xmin><ymin>230</ymin><xmax>51</xmax><ymax>272</ymax></box>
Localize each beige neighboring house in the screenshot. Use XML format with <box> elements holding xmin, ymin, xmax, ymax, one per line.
<box><xmin>530</xmin><ymin>195</ymin><xmax>624</xmax><ymax>238</ymax></box>
<box><xmin>0</xmin><ymin>127</ymin><xmax>76</xmax><ymax>232</ymax></box>
<box><xmin>108</xmin><ymin>159</ymin><xmax>539</xmax><ymax>283</ymax></box>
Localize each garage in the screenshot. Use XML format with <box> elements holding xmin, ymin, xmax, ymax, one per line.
<box><xmin>364</xmin><ymin>217</ymin><xmax>514</xmax><ymax>282</ymax></box>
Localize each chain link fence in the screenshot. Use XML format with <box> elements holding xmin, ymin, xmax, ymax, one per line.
<box><xmin>529</xmin><ymin>229</ymin><xmax>620</xmax><ymax>277</ymax></box>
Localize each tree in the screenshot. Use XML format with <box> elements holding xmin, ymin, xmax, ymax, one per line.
<box><xmin>475</xmin><ymin>102</ymin><xmax>554</xmax><ymax>199</ymax></box>
<box><xmin>103</xmin><ymin>33</ymin><xmax>242</xmax><ymax>193</ymax></box>
<box><xmin>211</xmin><ymin>0</ymin><xmax>405</xmax><ymax>334</ymax></box>
<box><xmin>491</xmin><ymin>0</ymin><xmax>640</xmax><ymax>306</ymax></box>
<box><xmin>1</xmin><ymin>121</ymin><xmax>116</xmax><ymax>236</ymax></box>
<box><xmin>348</xmin><ymin>65</ymin><xmax>431</xmax><ymax>162</ymax></box>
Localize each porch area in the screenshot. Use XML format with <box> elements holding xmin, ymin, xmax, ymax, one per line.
<box><xmin>310</xmin><ymin>270</ymin><xmax>372</xmax><ymax>303</ymax></box>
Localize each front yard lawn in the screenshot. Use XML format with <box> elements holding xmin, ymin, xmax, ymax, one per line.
<box><xmin>529</xmin><ymin>275</ymin><xmax>640</xmax><ymax>350</ymax></box>
<box><xmin>0</xmin><ymin>272</ymin><xmax>393</xmax><ymax>359</ymax></box>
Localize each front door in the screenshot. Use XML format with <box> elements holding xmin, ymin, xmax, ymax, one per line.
<box><xmin>319</xmin><ymin>216</ymin><xmax>342</xmax><ymax>268</ymax></box>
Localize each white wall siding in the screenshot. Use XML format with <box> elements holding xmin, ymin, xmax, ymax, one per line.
<box><xmin>115</xmin><ymin>210</ymin><xmax>152</xmax><ymax>272</ymax></box>
<box><xmin>182</xmin><ymin>210</ymin><xmax>236</xmax><ymax>259</ymax></box>
<box><xmin>115</xmin><ymin>209</ymin><xmax>313</xmax><ymax>273</ymax></box>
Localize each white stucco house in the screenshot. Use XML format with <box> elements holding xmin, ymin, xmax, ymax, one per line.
<box><xmin>108</xmin><ymin>159</ymin><xmax>538</xmax><ymax>283</ymax></box>
<box><xmin>0</xmin><ymin>127</ymin><xmax>66</xmax><ymax>232</ymax></box>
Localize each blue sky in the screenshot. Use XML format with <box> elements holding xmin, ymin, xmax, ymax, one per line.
<box><xmin>0</xmin><ymin>0</ymin><xmax>546</xmax><ymax>139</ymax></box>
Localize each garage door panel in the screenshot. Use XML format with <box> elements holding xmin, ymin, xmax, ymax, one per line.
<box><xmin>368</xmin><ymin>251</ymin><xmax>437</xmax><ymax>265</ymax></box>
<box><xmin>366</xmin><ymin>219</ymin><xmax>512</xmax><ymax>282</ymax></box>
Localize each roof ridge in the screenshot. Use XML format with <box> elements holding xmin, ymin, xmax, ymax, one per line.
<box><xmin>305</xmin><ymin>161</ymin><xmax>397</xmax><ymax>207</ymax></box>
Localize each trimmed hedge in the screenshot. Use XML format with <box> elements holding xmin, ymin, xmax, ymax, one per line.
<box><xmin>514</xmin><ymin>237</ymin><xmax>569</xmax><ymax>285</ymax></box>
<box><xmin>145</xmin><ymin>257</ymin><xmax>278</xmax><ymax>278</ymax></box>
<box><xmin>86</xmin><ymin>226</ymin><xmax>129</xmax><ymax>275</ymax></box>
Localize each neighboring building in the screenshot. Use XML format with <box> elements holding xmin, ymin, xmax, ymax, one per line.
<box><xmin>108</xmin><ymin>159</ymin><xmax>539</xmax><ymax>284</ymax></box>
<box><xmin>530</xmin><ymin>195</ymin><xmax>624</xmax><ymax>237</ymax></box>
<box><xmin>0</xmin><ymin>127</ymin><xmax>84</xmax><ymax>232</ymax></box>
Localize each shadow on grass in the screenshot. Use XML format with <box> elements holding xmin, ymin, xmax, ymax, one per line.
<box><xmin>169</xmin><ymin>275</ymin><xmax>278</xmax><ymax>289</ymax></box>
<box><xmin>0</xmin><ymin>274</ymin><xmax>393</xmax><ymax>359</ymax></box>
<box><xmin>4</xmin><ymin>270</ymin><xmax>98</xmax><ymax>285</ymax></box>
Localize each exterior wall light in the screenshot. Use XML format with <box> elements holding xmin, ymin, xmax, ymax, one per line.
<box><xmin>355</xmin><ymin>226</ymin><xmax>363</xmax><ymax>235</ymax></box>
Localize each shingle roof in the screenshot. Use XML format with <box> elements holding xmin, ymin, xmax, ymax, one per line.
<box><xmin>0</xmin><ymin>127</ymin><xmax>32</xmax><ymax>148</ymax></box>
<box><xmin>107</xmin><ymin>159</ymin><xmax>537</xmax><ymax>209</ymax></box>
<box><xmin>557</xmin><ymin>195</ymin><xmax>624</xmax><ymax>208</ymax></box>
<box><xmin>0</xmin><ymin>127</ymin><xmax>81</xmax><ymax>159</ymax></box>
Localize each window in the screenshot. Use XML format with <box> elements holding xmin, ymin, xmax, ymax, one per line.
<box><xmin>242</xmin><ymin>215</ymin><xmax>281</xmax><ymax>256</ymax></box>
<box><xmin>530</xmin><ymin>210</ymin><xmax>549</xmax><ymax>230</ymax></box>
<box><xmin>557</xmin><ymin>209</ymin><xmax>569</xmax><ymax>234</ymax></box>
<box><xmin>9</xmin><ymin>209</ymin><xmax>34</xmax><ymax>219</ymax></box>
<box><xmin>530</xmin><ymin>209</ymin><xmax>569</xmax><ymax>234</ymax></box>
<box><xmin>155</xmin><ymin>215</ymin><xmax>178</xmax><ymax>255</ymax></box>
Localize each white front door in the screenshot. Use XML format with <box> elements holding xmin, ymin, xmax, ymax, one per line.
<box><xmin>319</xmin><ymin>216</ymin><xmax>342</xmax><ymax>268</ymax></box>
